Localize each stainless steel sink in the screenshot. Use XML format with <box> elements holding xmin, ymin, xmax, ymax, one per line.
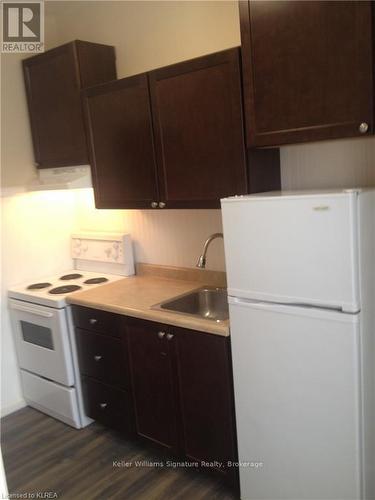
<box><xmin>152</xmin><ymin>287</ymin><xmax>229</xmax><ymax>322</ymax></box>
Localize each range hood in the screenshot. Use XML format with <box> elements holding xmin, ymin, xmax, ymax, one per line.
<box><xmin>28</xmin><ymin>166</ymin><xmax>92</xmax><ymax>191</ymax></box>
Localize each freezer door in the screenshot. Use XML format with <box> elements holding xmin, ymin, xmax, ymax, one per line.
<box><xmin>221</xmin><ymin>192</ymin><xmax>360</xmax><ymax>312</ymax></box>
<box><xmin>229</xmin><ymin>298</ymin><xmax>362</xmax><ymax>500</ymax></box>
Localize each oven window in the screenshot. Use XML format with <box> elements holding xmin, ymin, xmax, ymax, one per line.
<box><xmin>20</xmin><ymin>321</ymin><xmax>54</xmax><ymax>350</ymax></box>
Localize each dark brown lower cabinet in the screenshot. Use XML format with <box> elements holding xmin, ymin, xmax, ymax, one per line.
<box><xmin>76</xmin><ymin>328</ymin><xmax>128</xmax><ymax>387</ymax></box>
<box><xmin>81</xmin><ymin>377</ymin><xmax>134</xmax><ymax>433</ymax></box>
<box><xmin>126</xmin><ymin>318</ymin><xmax>237</xmax><ymax>482</ymax></box>
<box><xmin>175</xmin><ymin>327</ymin><xmax>237</xmax><ymax>469</ymax></box>
<box><xmin>126</xmin><ymin>319</ymin><xmax>180</xmax><ymax>451</ymax></box>
<box><xmin>73</xmin><ymin>306</ymin><xmax>134</xmax><ymax>434</ymax></box>
<box><xmin>73</xmin><ymin>306</ymin><xmax>237</xmax><ymax>486</ymax></box>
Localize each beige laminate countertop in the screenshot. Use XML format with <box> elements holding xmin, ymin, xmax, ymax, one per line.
<box><xmin>67</xmin><ymin>275</ymin><xmax>229</xmax><ymax>336</ymax></box>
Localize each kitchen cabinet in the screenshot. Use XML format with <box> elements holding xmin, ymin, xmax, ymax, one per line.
<box><xmin>76</xmin><ymin>329</ymin><xmax>128</xmax><ymax>387</ymax></box>
<box><xmin>72</xmin><ymin>305</ymin><xmax>121</xmax><ymax>336</ymax></box>
<box><xmin>82</xmin><ymin>377</ymin><xmax>134</xmax><ymax>433</ymax></box>
<box><xmin>83</xmin><ymin>75</ymin><xmax>159</xmax><ymax>209</ymax></box>
<box><xmin>126</xmin><ymin>319</ymin><xmax>179</xmax><ymax>451</ymax></box>
<box><xmin>83</xmin><ymin>48</ymin><xmax>281</xmax><ymax>209</ymax></box>
<box><xmin>239</xmin><ymin>0</ymin><xmax>374</xmax><ymax>147</ymax></box>
<box><xmin>73</xmin><ymin>306</ymin><xmax>134</xmax><ymax>434</ymax></box>
<box><xmin>148</xmin><ymin>49</ymin><xmax>247</xmax><ymax>208</ymax></box>
<box><xmin>72</xmin><ymin>306</ymin><xmax>237</xmax><ymax>484</ymax></box>
<box><xmin>23</xmin><ymin>40</ymin><xmax>116</xmax><ymax>168</ymax></box>
<box><xmin>126</xmin><ymin>318</ymin><xmax>237</xmax><ymax>480</ymax></box>
<box><xmin>174</xmin><ymin>327</ymin><xmax>236</xmax><ymax>470</ymax></box>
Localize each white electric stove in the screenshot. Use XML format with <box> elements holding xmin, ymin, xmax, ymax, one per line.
<box><xmin>8</xmin><ymin>232</ymin><xmax>134</xmax><ymax>428</ymax></box>
<box><xmin>9</xmin><ymin>269</ymin><xmax>124</xmax><ymax>309</ymax></box>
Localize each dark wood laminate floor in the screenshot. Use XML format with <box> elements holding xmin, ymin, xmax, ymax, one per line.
<box><xmin>1</xmin><ymin>407</ymin><xmax>238</xmax><ymax>500</ymax></box>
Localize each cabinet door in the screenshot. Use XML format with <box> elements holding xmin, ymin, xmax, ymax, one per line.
<box><xmin>149</xmin><ymin>48</ymin><xmax>247</xmax><ymax>208</ymax></box>
<box><xmin>127</xmin><ymin>320</ymin><xmax>179</xmax><ymax>451</ymax></box>
<box><xmin>23</xmin><ymin>43</ymin><xmax>89</xmax><ymax>167</ymax></box>
<box><xmin>175</xmin><ymin>328</ymin><xmax>237</xmax><ymax>472</ymax></box>
<box><xmin>83</xmin><ymin>75</ymin><xmax>159</xmax><ymax>209</ymax></box>
<box><xmin>240</xmin><ymin>1</ymin><xmax>374</xmax><ymax>146</ymax></box>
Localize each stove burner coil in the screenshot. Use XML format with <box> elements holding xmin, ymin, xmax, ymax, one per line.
<box><xmin>49</xmin><ymin>285</ymin><xmax>82</xmax><ymax>294</ymax></box>
<box><xmin>27</xmin><ymin>282</ymin><xmax>52</xmax><ymax>290</ymax></box>
<box><xmin>59</xmin><ymin>273</ymin><xmax>83</xmax><ymax>281</ymax></box>
<box><xmin>84</xmin><ymin>277</ymin><xmax>109</xmax><ymax>284</ymax></box>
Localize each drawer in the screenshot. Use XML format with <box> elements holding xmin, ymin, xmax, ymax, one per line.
<box><xmin>21</xmin><ymin>369</ymin><xmax>81</xmax><ymax>429</ymax></box>
<box><xmin>82</xmin><ymin>377</ymin><xmax>134</xmax><ymax>433</ymax></box>
<box><xmin>76</xmin><ymin>328</ymin><xmax>129</xmax><ymax>387</ymax></box>
<box><xmin>72</xmin><ymin>305</ymin><xmax>121</xmax><ymax>337</ymax></box>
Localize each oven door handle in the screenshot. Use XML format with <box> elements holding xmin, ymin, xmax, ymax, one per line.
<box><xmin>10</xmin><ymin>303</ymin><xmax>54</xmax><ymax>318</ymax></box>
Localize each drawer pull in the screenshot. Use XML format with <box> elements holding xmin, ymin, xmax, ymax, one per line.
<box><xmin>166</xmin><ymin>333</ymin><xmax>174</xmax><ymax>341</ymax></box>
<box><xmin>89</xmin><ymin>318</ymin><xmax>98</xmax><ymax>325</ymax></box>
<box><xmin>158</xmin><ymin>331</ymin><xmax>166</xmax><ymax>339</ymax></box>
<box><xmin>99</xmin><ymin>403</ymin><xmax>107</xmax><ymax>409</ymax></box>
<box><xmin>94</xmin><ymin>355</ymin><xmax>102</xmax><ymax>362</ymax></box>
<box><xmin>359</xmin><ymin>122</ymin><xmax>369</xmax><ymax>134</ymax></box>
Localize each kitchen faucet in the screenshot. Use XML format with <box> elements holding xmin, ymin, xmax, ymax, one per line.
<box><xmin>196</xmin><ymin>233</ymin><xmax>223</xmax><ymax>269</ymax></box>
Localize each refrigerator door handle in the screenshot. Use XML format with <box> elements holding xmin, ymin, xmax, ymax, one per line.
<box><xmin>228</xmin><ymin>296</ymin><xmax>359</xmax><ymax>323</ymax></box>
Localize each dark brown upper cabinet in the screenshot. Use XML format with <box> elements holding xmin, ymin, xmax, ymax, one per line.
<box><xmin>84</xmin><ymin>47</ymin><xmax>281</xmax><ymax>209</ymax></box>
<box><xmin>23</xmin><ymin>40</ymin><xmax>116</xmax><ymax>168</ymax></box>
<box><xmin>84</xmin><ymin>75</ymin><xmax>159</xmax><ymax>209</ymax></box>
<box><xmin>148</xmin><ymin>49</ymin><xmax>247</xmax><ymax>208</ymax></box>
<box><xmin>239</xmin><ymin>1</ymin><xmax>374</xmax><ymax>147</ymax></box>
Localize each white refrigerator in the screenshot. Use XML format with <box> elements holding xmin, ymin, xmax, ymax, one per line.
<box><xmin>221</xmin><ymin>189</ymin><xmax>375</xmax><ymax>500</ymax></box>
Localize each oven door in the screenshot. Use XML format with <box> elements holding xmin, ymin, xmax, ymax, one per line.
<box><xmin>9</xmin><ymin>299</ymin><xmax>75</xmax><ymax>386</ymax></box>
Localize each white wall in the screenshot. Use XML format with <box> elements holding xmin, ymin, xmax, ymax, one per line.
<box><xmin>281</xmin><ymin>137</ymin><xmax>375</xmax><ymax>190</ymax></box>
<box><xmin>46</xmin><ymin>0</ymin><xmax>240</xmax><ymax>79</ymax></box>
<box><xmin>1</xmin><ymin>191</ymin><xmax>78</xmax><ymax>415</ymax></box>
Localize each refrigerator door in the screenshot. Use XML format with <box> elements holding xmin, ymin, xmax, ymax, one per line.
<box><xmin>221</xmin><ymin>191</ymin><xmax>360</xmax><ymax>312</ymax></box>
<box><xmin>229</xmin><ymin>297</ymin><xmax>362</xmax><ymax>500</ymax></box>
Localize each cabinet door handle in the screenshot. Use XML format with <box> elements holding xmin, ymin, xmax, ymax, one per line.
<box><xmin>166</xmin><ymin>333</ymin><xmax>174</xmax><ymax>341</ymax></box>
<box><xmin>89</xmin><ymin>318</ymin><xmax>97</xmax><ymax>324</ymax></box>
<box><xmin>159</xmin><ymin>202</ymin><xmax>166</xmax><ymax>209</ymax></box>
<box><xmin>94</xmin><ymin>355</ymin><xmax>102</xmax><ymax>362</ymax></box>
<box><xmin>359</xmin><ymin>122</ymin><xmax>369</xmax><ymax>134</ymax></box>
<box><xmin>99</xmin><ymin>403</ymin><xmax>107</xmax><ymax>409</ymax></box>
<box><xmin>158</xmin><ymin>331</ymin><xmax>166</xmax><ymax>339</ymax></box>
<box><xmin>151</xmin><ymin>201</ymin><xmax>158</xmax><ymax>208</ymax></box>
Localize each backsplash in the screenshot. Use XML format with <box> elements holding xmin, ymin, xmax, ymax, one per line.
<box><xmin>75</xmin><ymin>189</ymin><xmax>225</xmax><ymax>272</ymax></box>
